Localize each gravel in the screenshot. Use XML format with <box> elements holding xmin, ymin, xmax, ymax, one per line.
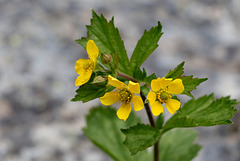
<box><xmin>0</xmin><ymin>0</ymin><xmax>239</xmax><ymax>160</ymax></box>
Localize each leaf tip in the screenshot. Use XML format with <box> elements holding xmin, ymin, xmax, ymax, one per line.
<box><xmin>91</xmin><ymin>9</ymin><xmax>96</xmax><ymax>15</ymax></box>
<box><xmin>120</xmin><ymin>128</ymin><xmax>127</xmax><ymax>134</ymax></box>
<box><xmin>157</xmin><ymin>21</ymin><xmax>162</xmax><ymax>29</ymax></box>
<box><xmin>70</xmin><ymin>98</ymin><xmax>76</xmax><ymax>102</ymax></box>
<box><xmin>180</xmin><ymin>61</ymin><xmax>185</xmax><ymax>66</ymax></box>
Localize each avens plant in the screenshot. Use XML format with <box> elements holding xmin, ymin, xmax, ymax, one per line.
<box><xmin>72</xmin><ymin>10</ymin><xmax>239</xmax><ymax>161</ymax></box>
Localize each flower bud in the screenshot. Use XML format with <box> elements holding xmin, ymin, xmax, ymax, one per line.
<box><xmin>92</xmin><ymin>76</ymin><xmax>107</xmax><ymax>85</ymax></box>
<box><xmin>101</xmin><ymin>54</ymin><xmax>112</xmax><ymax>64</ymax></box>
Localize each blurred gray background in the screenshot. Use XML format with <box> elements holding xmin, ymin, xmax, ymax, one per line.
<box><xmin>0</xmin><ymin>0</ymin><xmax>240</xmax><ymax>161</ymax></box>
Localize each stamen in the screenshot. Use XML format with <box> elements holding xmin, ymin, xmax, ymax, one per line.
<box><xmin>83</xmin><ymin>60</ymin><xmax>94</xmax><ymax>71</ymax></box>
<box><xmin>157</xmin><ymin>90</ymin><xmax>171</xmax><ymax>103</ymax></box>
<box><xmin>119</xmin><ymin>88</ymin><xmax>132</xmax><ymax>104</ymax></box>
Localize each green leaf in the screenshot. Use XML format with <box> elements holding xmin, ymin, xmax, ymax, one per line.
<box><xmin>156</xmin><ymin>113</ymin><xmax>165</xmax><ymax>129</ymax></box>
<box><xmin>144</xmin><ymin>72</ymin><xmax>157</xmax><ymax>84</ymax></box>
<box><xmin>132</xmin><ymin>67</ymin><xmax>157</xmax><ymax>85</ymax></box>
<box><xmin>130</xmin><ymin>21</ymin><xmax>163</xmax><ymax>72</ymax></box>
<box><xmin>83</xmin><ymin>106</ymin><xmax>152</xmax><ymax>161</ymax></box>
<box><xmin>75</xmin><ymin>37</ymin><xmax>88</xmax><ymax>49</ymax></box>
<box><xmin>83</xmin><ymin>10</ymin><xmax>132</xmax><ymax>76</ymax></box>
<box><xmin>133</xmin><ymin>68</ymin><xmax>147</xmax><ymax>81</ymax></box>
<box><xmin>140</xmin><ymin>85</ymin><xmax>150</xmax><ymax>96</ymax></box>
<box><xmin>165</xmin><ymin>61</ymin><xmax>185</xmax><ymax>79</ymax></box>
<box><xmin>71</xmin><ymin>73</ymin><xmax>112</xmax><ymax>103</ymax></box>
<box><xmin>181</xmin><ymin>76</ymin><xmax>208</xmax><ymax>97</ymax></box>
<box><xmin>165</xmin><ymin>62</ymin><xmax>207</xmax><ymax>97</ymax></box>
<box><xmin>160</xmin><ymin>129</ymin><xmax>201</xmax><ymax>161</ymax></box>
<box><xmin>163</xmin><ymin>94</ymin><xmax>239</xmax><ymax>132</ymax></box>
<box><xmin>71</xmin><ymin>83</ymin><xmax>111</xmax><ymax>103</ymax></box>
<box><xmin>171</xmin><ymin>95</ymin><xmax>180</xmax><ymax>101</ymax></box>
<box><xmin>121</xmin><ymin>123</ymin><xmax>160</xmax><ymax>156</ymax></box>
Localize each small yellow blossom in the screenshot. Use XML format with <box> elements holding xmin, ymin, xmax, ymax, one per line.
<box><xmin>147</xmin><ymin>77</ymin><xmax>184</xmax><ymax>116</ymax></box>
<box><xmin>75</xmin><ymin>40</ymin><xmax>99</xmax><ymax>86</ymax></box>
<box><xmin>100</xmin><ymin>75</ymin><xmax>144</xmax><ymax>121</ymax></box>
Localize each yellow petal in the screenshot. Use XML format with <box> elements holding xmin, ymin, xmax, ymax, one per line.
<box><xmin>108</xmin><ymin>75</ymin><xmax>125</xmax><ymax>88</ymax></box>
<box><xmin>151</xmin><ymin>78</ymin><xmax>161</xmax><ymax>92</ymax></box>
<box><xmin>100</xmin><ymin>91</ymin><xmax>118</xmax><ymax>106</ymax></box>
<box><xmin>75</xmin><ymin>59</ymin><xmax>89</xmax><ymax>75</ymax></box>
<box><xmin>87</xmin><ymin>40</ymin><xmax>99</xmax><ymax>60</ymax></box>
<box><xmin>167</xmin><ymin>79</ymin><xmax>184</xmax><ymax>94</ymax></box>
<box><xmin>151</xmin><ymin>77</ymin><xmax>172</xmax><ymax>92</ymax></box>
<box><xmin>159</xmin><ymin>77</ymin><xmax>172</xmax><ymax>89</ymax></box>
<box><xmin>166</xmin><ymin>99</ymin><xmax>181</xmax><ymax>114</ymax></box>
<box><xmin>131</xmin><ymin>96</ymin><xmax>144</xmax><ymax>111</ymax></box>
<box><xmin>128</xmin><ymin>81</ymin><xmax>140</xmax><ymax>94</ymax></box>
<box><xmin>147</xmin><ymin>91</ymin><xmax>157</xmax><ymax>106</ymax></box>
<box><xmin>75</xmin><ymin>70</ymin><xmax>92</xmax><ymax>86</ymax></box>
<box><xmin>117</xmin><ymin>103</ymin><xmax>132</xmax><ymax>121</ymax></box>
<box><xmin>151</xmin><ymin>101</ymin><xmax>164</xmax><ymax>116</ymax></box>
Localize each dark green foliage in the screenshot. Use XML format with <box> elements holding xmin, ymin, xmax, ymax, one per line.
<box><xmin>160</xmin><ymin>129</ymin><xmax>201</xmax><ymax>161</ymax></box>
<box><xmin>83</xmin><ymin>107</ymin><xmax>152</xmax><ymax>161</ymax></box>
<box><xmin>71</xmin><ymin>83</ymin><xmax>110</xmax><ymax>103</ymax></box>
<box><xmin>130</xmin><ymin>22</ymin><xmax>163</xmax><ymax>72</ymax></box>
<box><xmin>165</xmin><ymin>62</ymin><xmax>185</xmax><ymax>79</ymax></box>
<box><xmin>181</xmin><ymin>76</ymin><xmax>208</xmax><ymax>97</ymax></box>
<box><xmin>156</xmin><ymin>113</ymin><xmax>165</xmax><ymax>129</ymax></box>
<box><xmin>163</xmin><ymin>94</ymin><xmax>238</xmax><ymax>132</ymax></box>
<box><xmin>165</xmin><ymin>61</ymin><xmax>207</xmax><ymax>97</ymax></box>
<box><xmin>121</xmin><ymin>123</ymin><xmax>160</xmax><ymax>155</ymax></box>
<box><xmin>78</xmin><ymin>10</ymin><xmax>132</xmax><ymax>76</ymax></box>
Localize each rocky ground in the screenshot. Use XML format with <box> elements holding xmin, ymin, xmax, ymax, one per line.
<box><xmin>0</xmin><ymin>0</ymin><xmax>239</xmax><ymax>161</ymax></box>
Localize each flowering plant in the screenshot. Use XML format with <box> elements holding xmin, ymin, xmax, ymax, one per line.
<box><xmin>72</xmin><ymin>10</ymin><xmax>239</xmax><ymax>161</ymax></box>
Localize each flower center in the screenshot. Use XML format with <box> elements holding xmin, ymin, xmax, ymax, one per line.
<box><xmin>83</xmin><ymin>60</ymin><xmax>94</xmax><ymax>71</ymax></box>
<box><xmin>157</xmin><ymin>90</ymin><xmax>171</xmax><ymax>103</ymax></box>
<box><xmin>118</xmin><ymin>88</ymin><xmax>132</xmax><ymax>104</ymax></box>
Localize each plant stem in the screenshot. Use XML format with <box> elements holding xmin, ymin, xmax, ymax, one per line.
<box><xmin>140</xmin><ymin>91</ymin><xmax>159</xmax><ymax>161</ymax></box>
<box><xmin>117</xmin><ymin>72</ymin><xmax>159</xmax><ymax>161</ymax></box>
<box><xmin>154</xmin><ymin>141</ymin><xmax>159</xmax><ymax>161</ymax></box>
<box><xmin>117</xmin><ymin>73</ymin><xmax>156</xmax><ymax>127</ymax></box>
<box><xmin>117</xmin><ymin>72</ymin><xmax>138</xmax><ymax>83</ymax></box>
<box><xmin>140</xmin><ymin>91</ymin><xmax>156</xmax><ymax>128</ymax></box>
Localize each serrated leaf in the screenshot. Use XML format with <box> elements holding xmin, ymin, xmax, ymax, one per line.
<box><xmin>130</xmin><ymin>21</ymin><xmax>163</xmax><ymax>72</ymax></box>
<box><xmin>140</xmin><ymin>85</ymin><xmax>150</xmax><ymax>96</ymax></box>
<box><xmin>165</xmin><ymin>61</ymin><xmax>185</xmax><ymax>79</ymax></box>
<box><xmin>165</xmin><ymin>62</ymin><xmax>207</xmax><ymax>97</ymax></box>
<box><xmin>83</xmin><ymin>106</ymin><xmax>152</xmax><ymax>161</ymax></box>
<box><xmin>156</xmin><ymin>113</ymin><xmax>165</xmax><ymax>129</ymax></box>
<box><xmin>160</xmin><ymin>129</ymin><xmax>201</xmax><ymax>161</ymax></box>
<box><xmin>71</xmin><ymin>83</ymin><xmax>111</xmax><ymax>103</ymax></box>
<box><xmin>75</xmin><ymin>37</ymin><xmax>88</xmax><ymax>49</ymax></box>
<box><xmin>180</xmin><ymin>75</ymin><xmax>208</xmax><ymax>97</ymax></box>
<box><xmin>163</xmin><ymin>94</ymin><xmax>239</xmax><ymax>132</ymax></box>
<box><xmin>133</xmin><ymin>67</ymin><xmax>157</xmax><ymax>85</ymax></box>
<box><xmin>83</xmin><ymin>10</ymin><xmax>132</xmax><ymax>76</ymax></box>
<box><xmin>133</xmin><ymin>68</ymin><xmax>147</xmax><ymax>81</ymax></box>
<box><xmin>144</xmin><ymin>72</ymin><xmax>157</xmax><ymax>84</ymax></box>
<box><xmin>171</xmin><ymin>95</ymin><xmax>180</xmax><ymax>101</ymax></box>
<box><xmin>121</xmin><ymin>123</ymin><xmax>160</xmax><ymax>156</ymax></box>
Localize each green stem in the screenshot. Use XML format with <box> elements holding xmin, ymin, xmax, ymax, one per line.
<box><xmin>117</xmin><ymin>72</ymin><xmax>159</xmax><ymax>161</ymax></box>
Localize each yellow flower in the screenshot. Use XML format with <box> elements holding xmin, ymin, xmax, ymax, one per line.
<box><xmin>147</xmin><ymin>77</ymin><xmax>184</xmax><ymax>116</ymax></box>
<box><xmin>75</xmin><ymin>40</ymin><xmax>99</xmax><ymax>86</ymax></box>
<box><xmin>100</xmin><ymin>75</ymin><xmax>144</xmax><ymax>121</ymax></box>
